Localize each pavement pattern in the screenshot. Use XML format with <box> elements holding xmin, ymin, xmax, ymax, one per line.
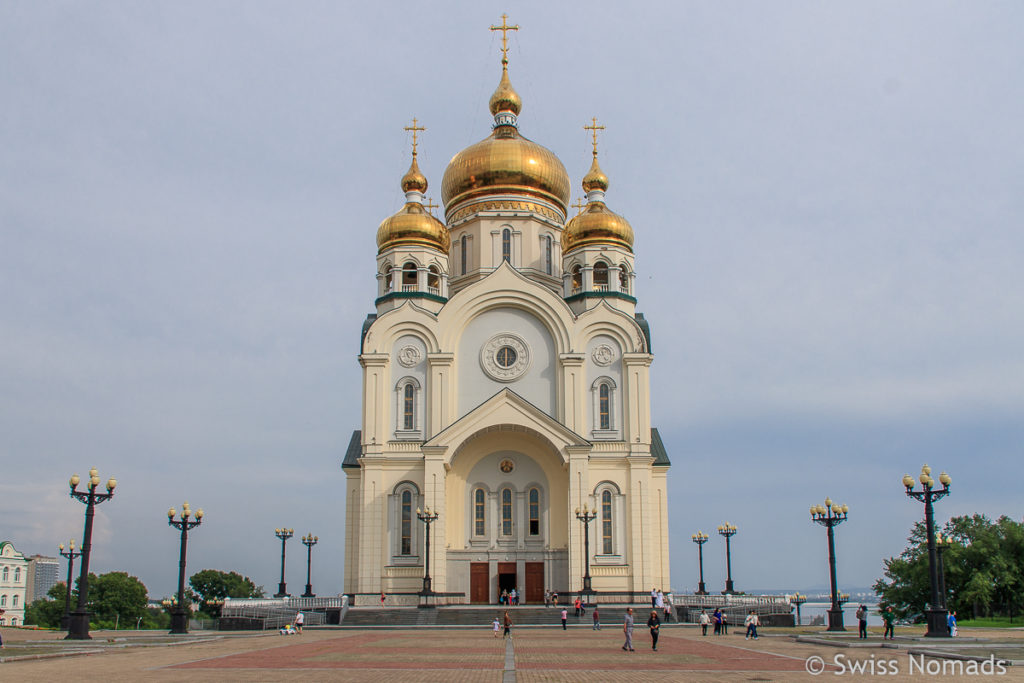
<box><xmin>1</xmin><ymin>625</ymin><xmax>1022</xmax><ymax>682</ymax></box>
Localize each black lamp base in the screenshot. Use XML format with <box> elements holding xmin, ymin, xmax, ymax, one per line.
<box><xmin>170</xmin><ymin>609</ymin><xmax>189</xmax><ymax>634</ymax></box>
<box><xmin>925</xmin><ymin>608</ymin><xmax>950</xmax><ymax>638</ymax></box>
<box><xmin>827</xmin><ymin>607</ymin><xmax>846</xmax><ymax>631</ymax></box>
<box><xmin>65</xmin><ymin>611</ymin><xmax>92</xmax><ymax>640</ymax></box>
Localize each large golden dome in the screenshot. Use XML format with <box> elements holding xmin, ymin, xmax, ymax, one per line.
<box><xmin>377</xmin><ymin>156</ymin><xmax>449</xmax><ymax>254</ymax></box>
<box><xmin>441</xmin><ymin>69</ymin><xmax>570</xmax><ymax>216</ymax></box>
<box><xmin>562</xmin><ymin>157</ymin><xmax>634</xmax><ymax>253</ymax></box>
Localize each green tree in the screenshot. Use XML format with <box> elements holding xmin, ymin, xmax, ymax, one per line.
<box><xmin>85</xmin><ymin>571</ymin><xmax>149</xmax><ymax>628</ymax></box>
<box><xmin>23</xmin><ymin>583</ymin><xmax>69</xmax><ymax>628</ymax></box>
<box><xmin>188</xmin><ymin>569</ymin><xmax>264</xmax><ymax>617</ymax></box>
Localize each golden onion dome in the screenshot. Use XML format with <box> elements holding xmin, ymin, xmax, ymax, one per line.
<box><xmin>377</xmin><ymin>156</ymin><xmax>449</xmax><ymax>254</ymax></box>
<box><xmin>562</xmin><ymin>157</ymin><xmax>633</xmax><ymax>253</ymax></box>
<box><xmin>442</xmin><ymin>68</ymin><xmax>570</xmax><ymax>216</ymax></box>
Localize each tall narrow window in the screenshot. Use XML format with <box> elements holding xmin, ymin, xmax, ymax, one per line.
<box><xmin>401</xmin><ymin>490</ymin><xmax>412</xmax><ymax>555</ymax></box>
<box><xmin>0</xmin><ymin>595</ymin><xmax>6</xmax><ymax>607</ymax></box>
<box><xmin>427</xmin><ymin>266</ymin><xmax>440</xmax><ymax>293</ymax></box>
<box><xmin>461</xmin><ymin>236</ymin><xmax>468</xmax><ymax>274</ymax></box>
<box><xmin>602</xmin><ymin>490</ymin><xmax>613</xmax><ymax>554</ymax></box>
<box><xmin>402</xmin><ymin>262</ymin><xmax>418</xmax><ymax>290</ymax></box>
<box><xmin>501</xmin><ymin>488</ymin><xmax>513</xmax><ymax>535</ymax></box>
<box><xmin>529</xmin><ymin>488</ymin><xmax>540</xmax><ymax>535</ymax></box>
<box><xmin>544</xmin><ymin>235</ymin><xmax>552</xmax><ymax>275</ymax></box>
<box><xmin>593</xmin><ymin>262</ymin><xmax>609</xmax><ymax>290</ymax></box>
<box><xmin>502</xmin><ymin>228</ymin><xmax>511</xmax><ymax>263</ymax></box>
<box><xmin>12</xmin><ymin>595</ymin><xmax>18</xmax><ymax>607</ymax></box>
<box><xmin>599</xmin><ymin>383</ymin><xmax>610</xmax><ymax>430</ymax></box>
<box><xmin>475</xmin><ymin>488</ymin><xmax>486</xmax><ymax>536</ymax></box>
<box><xmin>572</xmin><ymin>265</ymin><xmax>582</xmax><ymax>292</ymax></box>
<box><xmin>383</xmin><ymin>265</ymin><xmax>393</xmax><ymax>292</ymax></box>
<box><xmin>403</xmin><ymin>383</ymin><xmax>415</xmax><ymax>430</ymax></box>
<box><xmin>619</xmin><ymin>265</ymin><xmax>630</xmax><ymax>294</ymax></box>
<box><xmin>13</xmin><ymin>567</ymin><xmax>20</xmax><ymax>582</ymax></box>
<box><xmin>1</xmin><ymin>567</ymin><xmax>7</xmax><ymax>581</ymax></box>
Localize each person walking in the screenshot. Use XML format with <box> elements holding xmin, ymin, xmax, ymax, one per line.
<box><xmin>503</xmin><ymin>611</ymin><xmax>513</xmax><ymax>638</ymax></box>
<box><xmin>651</xmin><ymin>587</ymin><xmax>658</xmax><ymax>608</ymax></box>
<box><xmin>882</xmin><ymin>606</ymin><xmax>895</xmax><ymax>640</ymax></box>
<box><xmin>713</xmin><ymin>608</ymin><xmax>722</xmax><ymax>635</ymax></box>
<box><xmin>622</xmin><ymin>607</ymin><xmax>635</xmax><ymax>651</ymax></box>
<box><xmin>744</xmin><ymin>610</ymin><xmax>759</xmax><ymax>640</ymax></box>
<box><xmin>544</xmin><ymin>589</ymin><xmax>550</xmax><ymax>608</ymax></box>
<box><xmin>699</xmin><ymin>609</ymin><xmax>710</xmax><ymax>636</ymax></box>
<box><xmin>380</xmin><ymin>591</ymin><xmax>386</xmax><ymax>608</ymax></box>
<box><xmin>647</xmin><ymin>610</ymin><xmax>661</xmax><ymax>651</ymax></box>
<box><xmin>663</xmin><ymin>594</ymin><xmax>672</xmax><ymax>623</ymax></box>
<box><xmin>948</xmin><ymin>611</ymin><xmax>958</xmax><ymax>637</ymax></box>
<box><xmin>561</xmin><ymin>607</ymin><xmax>568</xmax><ymax>630</ymax></box>
<box><xmin>721</xmin><ymin>611</ymin><xmax>729</xmax><ymax>635</ymax></box>
<box><xmin>551</xmin><ymin>591</ymin><xmax>558</xmax><ymax>606</ymax></box>
<box><xmin>294</xmin><ymin>611</ymin><xmax>304</xmax><ymax>634</ymax></box>
<box><xmin>493</xmin><ymin>615</ymin><xmax>501</xmax><ymax>638</ymax></box>
<box><xmin>856</xmin><ymin>605</ymin><xmax>868</xmax><ymax>639</ymax></box>
<box><xmin>593</xmin><ymin>606</ymin><xmax>601</xmax><ymax>630</ymax></box>
<box><xmin>573</xmin><ymin>596</ymin><xmax>581</xmax><ymax>617</ymax></box>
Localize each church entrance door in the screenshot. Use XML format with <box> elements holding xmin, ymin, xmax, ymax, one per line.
<box><xmin>525</xmin><ymin>562</ymin><xmax>544</xmax><ymax>604</ymax></box>
<box><xmin>498</xmin><ymin>562</ymin><xmax>517</xmax><ymax>597</ymax></box>
<box><xmin>470</xmin><ymin>562</ymin><xmax>489</xmax><ymax>604</ymax></box>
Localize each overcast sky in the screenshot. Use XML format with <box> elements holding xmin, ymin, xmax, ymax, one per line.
<box><xmin>2</xmin><ymin>1</ymin><xmax>1021</xmax><ymax>601</ymax></box>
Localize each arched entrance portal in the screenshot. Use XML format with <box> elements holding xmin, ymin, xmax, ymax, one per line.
<box><xmin>445</xmin><ymin>427</ymin><xmax>569</xmax><ymax>604</ymax></box>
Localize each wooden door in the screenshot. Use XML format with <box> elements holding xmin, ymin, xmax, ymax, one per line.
<box><xmin>525</xmin><ymin>562</ymin><xmax>544</xmax><ymax>604</ymax></box>
<box><xmin>470</xmin><ymin>562</ymin><xmax>489</xmax><ymax>604</ymax></box>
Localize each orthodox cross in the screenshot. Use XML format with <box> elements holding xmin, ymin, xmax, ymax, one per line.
<box><xmin>424</xmin><ymin>198</ymin><xmax>439</xmax><ymax>216</ymax></box>
<box><xmin>572</xmin><ymin>197</ymin><xmax>586</xmax><ymax>215</ymax></box>
<box><xmin>584</xmin><ymin>117</ymin><xmax>605</xmax><ymax>158</ymax></box>
<box><xmin>404</xmin><ymin>118</ymin><xmax>426</xmax><ymax>157</ymax></box>
<box><xmin>490</xmin><ymin>14</ymin><xmax>519</xmax><ymax>67</ymax></box>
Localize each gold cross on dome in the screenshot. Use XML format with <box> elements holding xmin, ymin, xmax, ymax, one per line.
<box><xmin>584</xmin><ymin>117</ymin><xmax>605</xmax><ymax>158</ymax></box>
<box><xmin>572</xmin><ymin>197</ymin><xmax>586</xmax><ymax>215</ymax></box>
<box><xmin>425</xmin><ymin>198</ymin><xmax>439</xmax><ymax>216</ymax></box>
<box><xmin>490</xmin><ymin>14</ymin><xmax>519</xmax><ymax>67</ymax></box>
<box><xmin>404</xmin><ymin>117</ymin><xmax>426</xmax><ymax>156</ymax></box>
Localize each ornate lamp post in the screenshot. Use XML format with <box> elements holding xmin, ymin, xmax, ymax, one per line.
<box><xmin>274</xmin><ymin>528</ymin><xmax>294</xmax><ymax>598</ymax></box>
<box><xmin>416</xmin><ymin>507</ymin><xmax>439</xmax><ymax>596</ymax></box>
<box><xmin>66</xmin><ymin>468</ymin><xmax>116</xmax><ymax>640</ymax></box>
<box><xmin>167</xmin><ymin>502</ymin><xmax>204</xmax><ymax>634</ymax></box>
<box><xmin>791</xmin><ymin>593</ymin><xmax>807</xmax><ymax>626</ymax></box>
<box><xmin>810</xmin><ymin>497</ymin><xmax>849</xmax><ymax>631</ymax></box>
<box><xmin>691</xmin><ymin>531</ymin><xmax>709</xmax><ymax>595</ymax></box>
<box><xmin>717</xmin><ymin>523</ymin><xmax>738</xmax><ymax>594</ymax></box>
<box><xmin>935</xmin><ymin>532</ymin><xmax>954</xmax><ymax>611</ymax></box>
<box><xmin>903</xmin><ymin>464</ymin><xmax>952</xmax><ymax>638</ymax></box>
<box><xmin>301</xmin><ymin>534</ymin><xmax>319</xmax><ymax>598</ymax></box>
<box><xmin>57</xmin><ymin>540</ymin><xmax>82</xmax><ymax>630</ymax></box>
<box><xmin>575</xmin><ymin>504</ymin><xmax>598</xmax><ymax>594</ymax></box>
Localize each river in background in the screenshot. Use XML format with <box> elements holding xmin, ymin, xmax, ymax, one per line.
<box><xmin>797</xmin><ymin>601</ymin><xmax>883</xmax><ymax>627</ymax></box>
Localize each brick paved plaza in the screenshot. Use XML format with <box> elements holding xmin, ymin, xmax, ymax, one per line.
<box><xmin>2</xmin><ymin>625</ymin><xmax>1023</xmax><ymax>681</ymax></box>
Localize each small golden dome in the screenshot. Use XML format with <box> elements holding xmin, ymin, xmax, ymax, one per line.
<box><xmin>489</xmin><ymin>68</ymin><xmax>522</xmax><ymax>116</ymax></box>
<box><xmin>401</xmin><ymin>156</ymin><xmax>428</xmax><ymax>193</ymax></box>
<box><xmin>562</xmin><ymin>200</ymin><xmax>634</xmax><ymax>253</ymax></box>
<box><xmin>581</xmin><ymin>156</ymin><xmax>609</xmax><ymax>193</ymax></box>
<box><xmin>376</xmin><ymin>201</ymin><xmax>449</xmax><ymax>254</ymax></box>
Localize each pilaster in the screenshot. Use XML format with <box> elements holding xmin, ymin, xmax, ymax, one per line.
<box><xmin>423</xmin><ymin>445</ymin><xmax>448</xmax><ymax>593</ymax></box>
<box><xmin>621</xmin><ymin>354</ymin><xmax>653</xmax><ymax>444</ymax></box>
<box><xmin>558</xmin><ymin>354</ymin><xmax>585</xmax><ymax>432</ymax></box>
<box><xmin>359</xmin><ymin>354</ymin><xmax>390</xmax><ymax>447</ymax></box>
<box><xmin>426</xmin><ymin>353</ymin><xmax>455</xmax><ymax>438</ymax></box>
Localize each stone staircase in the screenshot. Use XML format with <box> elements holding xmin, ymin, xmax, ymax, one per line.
<box><xmin>337</xmin><ymin>604</ymin><xmax>678</xmax><ymax>628</ymax></box>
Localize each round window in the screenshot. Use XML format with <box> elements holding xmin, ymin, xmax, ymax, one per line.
<box><xmin>496</xmin><ymin>346</ymin><xmax>517</xmax><ymax>368</ymax></box>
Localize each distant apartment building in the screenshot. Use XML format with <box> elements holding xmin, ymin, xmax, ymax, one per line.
<box><xmin>0</xmin><ymin>541</ymin><xmax>29</xmax><ymax>626</ymax></box>
<box><xmin>26</xmin><ymin>554</ymin><xmax>61</xmax><ymax>603</ymax></box>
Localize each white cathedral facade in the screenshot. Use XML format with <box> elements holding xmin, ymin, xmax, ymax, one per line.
<box><xmin>342</xmin><ymin>35</ymin><xmax>671</xmax><ymax>605</ymax></box>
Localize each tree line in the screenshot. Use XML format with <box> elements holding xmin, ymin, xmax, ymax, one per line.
<box><xmin>874</xmin><ymin>514</ymin><xmax>1024</xmax><ymax>621</ymax></box>
<box><xmin>24</xmin><ymin>569</ymin><xmax>264</xmax><ymax>629</ymax></box>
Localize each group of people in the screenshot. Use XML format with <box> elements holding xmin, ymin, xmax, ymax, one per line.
<box><xmin>697</xmin><ymin>608</ymin><xmax>729</xmax><ymax>635</ymax></box>
<box><xmin>543</xmin><ymin>589</ymin><xmax>559</xmax><ymax>606</ymax></box>
<box><xmin>280</xmin><ymin>611</ymin><xmax>305</xmax><ymax>635</ymax></box>
<box><xmin>621</xmin><ymin>607</ymin><xmax>663</xmax><ymax>652</ymax></box>
<box><xmin>650</xmin><ymin>588</ymin><xmax>672</xmax><ymax>623</ymax></box>
<box><xmin>499</xmin><ymin>588</ymin><xmax>519</xmax><ymax>606</ymax></box>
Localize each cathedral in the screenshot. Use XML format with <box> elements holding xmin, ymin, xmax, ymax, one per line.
<box><xmin>342</xmin><ymin>19</ymin><xmax>671</xmax><ymax>605</ymax></box>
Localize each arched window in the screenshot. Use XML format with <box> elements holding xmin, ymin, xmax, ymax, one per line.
<box><xmin>403</xmin><ymin>384</ymin><xmax>415</xmax><ymax>430</ymax></box>
<box><xmin>474</xmin><ymin>488</ymin><xmax>486</xmax><ymax>536</ymax></box>
<box><xmin>501</xmin><ymin>488</ymin><xmax>513</xmax><ymax>535</ymax></box>
<box><xmin>599</xmin><ymin>383</ymin><xmax>610</xmax><ymax>430</ymax></box>
<box><xmin>13</xmin><ymin>567</ymin><xmax>20</xmax><ymax>582</ymax></box>
<box><xmin>0</xmin><ymin>594</ymin><xmax>6</xmax><ymax>607</ymax></box>
<box><xmin>602</xmin><ymin>490</ymin><xmax>613</xmax><ymax>554</ymax></box>
<box><xmin>383</xmin><ymin>265</ymin><xmax>393</xmax><ymax>293</ymax></box>
<box><xmin>1</xmin><ymin>567</ymin><xmax>7</xmax><ymax>581</ymax></box>
<box><xmin>529</xmin><ymin>488</ymin><xmax>540</xmax><ymax>536</ymax></box>
<box><xmin>593</xmin><ymin>261</ymin><xmax>609</xmax><ymax>290</ymax></box>
<box><xmin>543</xmin><ymin>235</ymin><xmax>553</xmax><ymax>275</ymax></box>
<box><xmin>402</xmin><ymin>262</ymin><xmax>418</xmax><ymax>290</ymax></box>
<box><xmin>571</xmin><ymin>265</ymin><xmax>582</xmax><ymax>292</ymax></box>
<box><xmin>461</xmin><ymin>236</ymin><xmax>468</xmax><ymax>274</ymax></box>
<box><xmin>619</xmin><ymin>264</ymin><xmax>630</xmax><ymax>294</ymax></box>
<box><xmin>502</xmin><ymin>228</ymin><xmax>511</xmax><ymax>263</ymax></box>
<box><xmin>427</xmin><ymin>265</ymin><xmax>440</xmax><ymax>293</ymax></box>
<box><xmin>400</xmin><ymin>490</ymin><xmax>413</xmax><ymax>555</ymax></box>
<box><xmin>12</xmin><ymin>594</ymin><xmax>18</xmax><ymax>607</ymax></box>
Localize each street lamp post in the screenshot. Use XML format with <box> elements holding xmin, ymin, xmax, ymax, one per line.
<box><xmin>167</xmin><ymin>502</ymin><xmax>204</xmax><ymax>634</ymax></box>
<box><xmin>274</xmin><ymin>528</ymin><xmax>294</xmax><ymax>598</ymax></box>
<box><xmin>66</xmin><ymin>468</ymin><xmax>116</xmax><ymax>640</ymax></box>
<box><xmin>717</xmin><ymin>523</ymin><xmax>738</xmax><ymax>594</ymax></box>
<box><xmin>301</xmin><ymin>534</ymin><xmax>319</xmax><ymax>598</ymax></box>
<box><xmin>575</xmin><ymin>504</ymin><xmax>598</xmax><ymax>594</ymax></box>
<box><xmin>810</xmin><ymin>497</ymin><xmax>849</xmax><ymax>631</ymax></box>
<box><xmin>57</xmin><ymin>540</ymin><xmax>82</xmax><ymax>630</ymax></box>
<box><xmin>691</xmin><ymin>531</ymin><xmax>709</xmax><ymax>595</ymax></box>
<box><xmin>935</xmin><ymin>532</ymin><xmax>953</xmax><ymax>611</ymax></box>
<box><xmin>416</xmin><ymin>507</ymin><xmax>439</xmax><ymax>598</ymax></box>
<box><xmin>903</xmin><ymin>464</ymin><xmax>952</xmax><ymax>638</ymax></box>
<box><xmin>791</xmin><ymin>593</ymin><xmax>807</xmax><ymax>626</ymax></box>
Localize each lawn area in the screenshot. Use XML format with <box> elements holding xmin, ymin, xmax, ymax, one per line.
<box><xmin>957</xmin><ymin>616</ymin><xmax>1024</xmax><ymax>628</ymax></box>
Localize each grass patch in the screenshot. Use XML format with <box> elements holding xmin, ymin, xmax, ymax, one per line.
<box><xmin>957</xmin><ymin>616</ymin><xmax>1023</xmax><ymax>628</ymax></box>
